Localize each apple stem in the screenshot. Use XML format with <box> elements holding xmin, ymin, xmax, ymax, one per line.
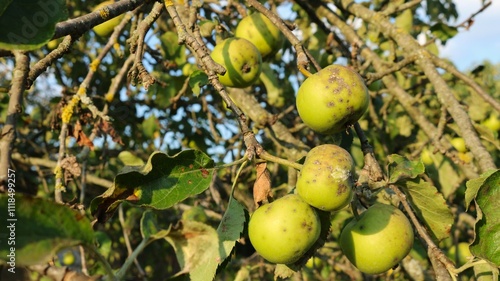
<box><xmin>298</xmin><ymin>64</ymin><xmax>313</xmax><ymax>78</ymax></box>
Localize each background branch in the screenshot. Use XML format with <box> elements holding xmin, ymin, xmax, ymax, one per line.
<box><xmin>0</xmin><ymin>51</ymin><xmax>29</xmax><ymax>191</ymax></box>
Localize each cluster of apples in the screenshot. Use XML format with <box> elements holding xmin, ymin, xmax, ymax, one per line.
<box><xmin>210</xmin><ymin>12</ymin><xmax>284</xmax><ymax>88</ymax></box>
<box><xmin>248</xmin><ymin>146</ymin><xmax>414</xmax><ymax>274</ymax></box>
<box><xmin>247</xmin><ymin>57</ymin><xmax>415</xmax><ymax>274</ymax></box>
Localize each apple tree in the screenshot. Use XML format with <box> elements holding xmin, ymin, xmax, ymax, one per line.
<box><xmin>0</xmin><ymin>0</ymin><xmax>499</xmax><ymax>280</ymax></box>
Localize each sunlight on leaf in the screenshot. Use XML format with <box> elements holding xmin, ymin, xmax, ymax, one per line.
<box><xmin>399</xmin><ymin>178</ymin><xmax>453</xmax><ymax>241</ymax></box>
<box><xmin>470</xmin><ymin>170</ymin><xmax>500</xmax><ymax>266</ymax></box>
<box><xmin>465</xmin><ymin>169</ymin><xmax>496</xmax><ymax>210</ymax></box>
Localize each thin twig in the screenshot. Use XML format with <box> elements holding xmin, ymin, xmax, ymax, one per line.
<box><xmin>128</xmin><ymin>2</ymin><xmax>164</xmax><ymax>89</ymax></box>
<box><xmin>26</xmin><ymin>35</ymin><xmax>76</xmax><ymax>88</ymax></box>
<box><xmin>431</xmin><ymin>56</ymin><xmax>500</xmax><ymax>113</ymax></box>
<box><xmin>365</xmin><ymin>53</ymin><xmax>418</xmax><ymax>84</ymax></box>
<box><xmin>11</xmin><ymin>153</ymin><xmax>112</xmax><ymax>188</ymax></box>
<box><xmin>118</xmin><ymin>205</ymin><xmax>147</xmax><ymax>279</ymax></box>
<box><xmin>455</xmin><ymin>1</ymin><xmax>492</xmax><ymax>30</ymax></box>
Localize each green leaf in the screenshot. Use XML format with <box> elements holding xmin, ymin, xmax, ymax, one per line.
<box><xmin>465</xmin><ymin>170</ymin><xmax>496</xmax><ymax>210</ymax></box>
<box><xmin>141</xmin><ymin>114</ymin><xmax>160</xmax><ymax>139</ymax></box>
<box><xmin>399</xmin><ymin>178</ymin><xmax>453</xmax><ymax>241</ymax></box>
<box><xmin>430</xmin><ymin>23</ymin><xmax>458</xmax><ymax>44</ymax></box>
<box><xmin>160</xmin><ymin>31</ymin><xmax>186</xmax><ymax>65</ymax></box>
<box><xmin>470</xmin><ymin>170</ymin><xmax>500</xmax><ymax>266</ymax></box>
<box><xmin>91</xmin><ymin>150</ymin><xmax>215</xmax><ymax>223</ymax></box>
<box><xmin>164</xmin><ymin>221</ymin><xmax>220</xmax><ymax>281</ymax></box>
<box><xmin>0</xmin><ymin>0</ymin><xmax>67</xmax><ymax>50</ymax></box>
<box><xmin>0</xmin><ymin>195</ymin><xmax>94</xmax><ymax>266</ymax></box>
<box><xmin>395</xmin><ymin>8</ymin><xmax>413</xmax><ymax>33</ymax></box>
<box><xmin>163</xmin><ymin>197</ymin><xmax>245</xmax><ymax>281</ymax></box>
<box><xmin>188</xmin><ymin>70</ymin><xmax>209</xmax><ymax>96</ymax></box>
<box><xmin>118</xmin><ymin>151</ymin><xmax>145</xmax><ymax>166</ymax></box>
<box><xmin>425</xmin><ymin>154</ymin><xmax>462</xmax><ymax>199</ymax></box>
<box><xmin>387</xmin><ymin>154</ymin><xmax>425</xmax><ymax>184</ymax></box>
<box><xmin>94</xmin><ymin>231</ymin><xmax>112</xmax><ymax>259</ymax></box>
<box><xmin>140</xmin><ymin>210</ymin><xmax>159</xmax><ymax>240</ymax></box>
<box><xmin>147</xmin><ymin>73</ymin><xmax>184</xmax><ymax>108</ymax></box>
<box><xmin>217</xmin><ymin>197</ymin><xmax>246</xmax><ymax>263</ymax></box>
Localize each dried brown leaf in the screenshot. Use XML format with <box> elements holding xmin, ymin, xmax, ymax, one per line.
<box><xmin>253</xmin><ymin>162</ymin><xmax>272</xmax><ymax>207</ymax></box>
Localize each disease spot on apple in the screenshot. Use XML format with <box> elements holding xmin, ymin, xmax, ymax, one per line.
<box><xmin>296</xmin><ymin>65</ymin><xmax>370</xmax><ymax>134</ymax></box>
<box><xmin>248</xmin><ymin>194</ymin><xmax>320</xmax><ymax>264</ymax></box>
<box><xmin>235</xmin><ymin>12</ymin><xmax>284</xmax><ymax>59</ymax></box>
<box><xmin>93</xmin><ymin>1</ymin><xmax>125</xmax><ymax>37</ymax></box>
<box><xmin>339</xmin><ymin>203</ymin><xmax>414</xmax><ymax>275</ymax></box>
<box><xmin>296</xmin><ymin>144</ymin><xmax>354</xmax><ymax>212</ymax></box>
<box><xmin>210</xmin><ymin>38</ymin><xmax>262</xmax><ymax>88</ymax></box>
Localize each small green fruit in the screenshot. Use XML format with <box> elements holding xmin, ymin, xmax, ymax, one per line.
<box><xmin>248</xmin><ymin>194</ymin><xmax>321</xmax><ymax>264</ymax></box>
<box><xmin>210</xmin><ymin>38</ymin><xmax>262</xmax><ymax>88</ymax></box>
<box><xmin>296</xmin><ymin>65</ymin><xmax>370</xmax><ymax>134</ymax></box>
<box><xmin>296</xmin><ymin>144</ymin><xmax>354</xmax><ymax>212</ymax></box>
<box><xmin>339</xmin><ymin>203</ymin><xmax>414</xmax><ymax>274</ymax></box>
<box><xmin>62</xmin><ymin>251</ymin><xmax>76</xmax><ymax>265</ymax></box>
<box><xmin>451</xmin><ymin>137</ymin><xmax>467</xmax><ymax>153</ymax></box>
<box><xmin>93</xmin><ymin>1</ymin><xmax>125</xmax><ymax>37</ymax></box>
<box><xmin>235</xmin><ymin>12</ymin><xmax>284</xmax><ymax>58</ymax></box>
<box><xmin>447</xmin><ymin>242</ymin><xmax>473</xmax><ymax>266</ymax></box>
<box><xmin>420</xmin><ymin>148</ymin><xmax>433</xmax><ymax>166</ymax></box>
<box><xmin>482</xmin><ymin>114</ymin><xmax>500</xmax><ymax>131</ymax></box>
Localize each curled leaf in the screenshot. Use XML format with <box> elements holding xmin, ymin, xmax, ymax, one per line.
<box><xmin>253</xmin><ymin>162</ymin><xmax>272</xmax><ymax>207</ymax></box>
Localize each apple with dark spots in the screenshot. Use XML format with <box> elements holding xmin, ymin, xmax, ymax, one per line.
<box><xmin>339</xmin><ymin>203</ymin><xmax>414</xmax><ymax>274</ymax></box>
<box><xmin>296</xmin><ymin>65</ymin><xmax>370</xmax><ymax>134</ymax></box>
<box><xmin>210</xmin><ymin>37</ymin><xmax>262</xmax><ymax>88</ymax></box>
<box><xmin>296</xmin><ymin>144</ymin><xmax>354</xmax><ymax>212</ymax></box>
<box><xmin>248</xmin><ymin>194</ymin><xmax>321</xmax><ymax>264</ymax></box>
<box><xmin>235</xmin><ymin>12</ymin><xmax>284</xmax><ymax>58</ymax></box>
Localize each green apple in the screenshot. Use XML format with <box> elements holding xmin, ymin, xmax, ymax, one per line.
<box><xmin>450</xmin><ymin>137</ymin><xmax>467</xmax><ymax>153</ymax></box>
<box><xmin>46</xmin><ymin>38</ymin><xmax>62</xmax><ymax>50</ymax></box>
<box><xmin>296</xmin><ymin>65</ymin><xmax>370</xmax><ymax>134</ymax></box>
<box><xmin>446</xmin><ymin>242</ymin><xmax>473</xmax><ymax>266</ymax></box>
<box><xmin>305</xmin><ymin>256</ymin><xmax>323</xmax><ymax>269</ymax></box>
<box><xmin>296</xmin><ymin>144</ymin><xmax>354</xmax><ymax>212</ymax></box>
<box><xmin>210</xmin><ymin>37</ymin><xmax>262</xmax><ymax>88</ymax></box>
<box><xmin>482</xmin><ymin>114</ymin><xmax>500</xmax><ymax>132</ymax></box>
<box><xmin>339</xmin><ymin>203</ymin><xmax>414</xmax><ymax>274</ymax></box>
<box><xmin>248</xmin><ymin>194</ymin><xmax>321</xmax><ymax>264</ymax></box>
<box><xmin>61</xmin><ymin>251</ymin><xmax>75</xmax><ymax>265</ymax></box>
<box><xmin>235</xmin><ymin>12</ymin><xmax>284</xmax><ymax>58</ymax></box>
<box><xmin>93</xmin><ymin>1</ymin><xmax>125</xmax><ymax>37</ymax></box>
<box><xmin>420</xmin><ymin>148</ymin><xmax>433</xmax><ymax>166</ymax></box>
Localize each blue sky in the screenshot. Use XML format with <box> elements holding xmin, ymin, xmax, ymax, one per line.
<box><xmin>440</xmin><ymin>1</ymin><xmax>500</xmax><ymax>71</ymax></box>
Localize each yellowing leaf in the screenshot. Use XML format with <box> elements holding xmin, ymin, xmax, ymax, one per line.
<box><xmin>399</xmin><ymin>178</ymin><xmax>453</xmax><ymax>241</ymax></box>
